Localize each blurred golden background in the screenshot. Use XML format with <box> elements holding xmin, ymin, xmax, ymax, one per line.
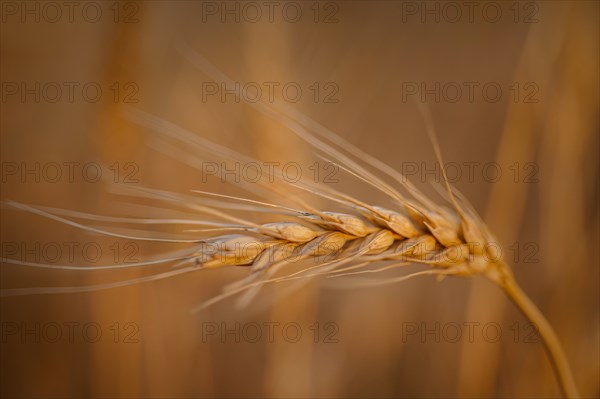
<box><xmin>1</xmin><ymin>1</ymin><xmax>598</xmax><ymax>398</ymax></box>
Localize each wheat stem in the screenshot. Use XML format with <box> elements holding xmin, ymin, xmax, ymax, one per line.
<box><xmin>495</xmin><ymin>270</ymin><xmax>579</xmax><ymax>398</ymax></box>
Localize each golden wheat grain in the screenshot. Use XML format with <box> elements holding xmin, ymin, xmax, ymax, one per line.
<box><xmin>0</xmin><ymin>50</ymin><xmax>580</xmax><ymax>398</ymax></box>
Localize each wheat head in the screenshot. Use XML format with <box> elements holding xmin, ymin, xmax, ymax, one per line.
<box><xmin>0</xmin><ymin>50</ymin><xmax>580</xmax><ymax>398</ymax></box>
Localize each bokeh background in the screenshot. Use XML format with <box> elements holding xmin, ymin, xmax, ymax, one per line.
<box><xmin>1</xmin><ymin>1</ymin><xmax>598</xmax><ymax>398</ymax></box>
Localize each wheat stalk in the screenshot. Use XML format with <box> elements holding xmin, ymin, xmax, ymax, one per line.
<box><xmin>0</xmin><ymin>54</ymin><xmax>580</xmax><ymax>398</ymax></box>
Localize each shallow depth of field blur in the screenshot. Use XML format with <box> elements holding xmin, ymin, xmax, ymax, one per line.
<box><xmin>1</xmin><ymin>1</ymin><xmax>598</xmax><ymax>398</ymax></box>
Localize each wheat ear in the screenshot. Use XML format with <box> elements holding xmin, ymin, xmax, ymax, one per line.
<box><xmin>1</xmin><ymin>126</ymin><xmax>579</xmax><ymax>398</ymax></box>
<box><xmin>1</xmin><ymin>52</ymin><xmax>580</xmax><ymax>398</ymax></box>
